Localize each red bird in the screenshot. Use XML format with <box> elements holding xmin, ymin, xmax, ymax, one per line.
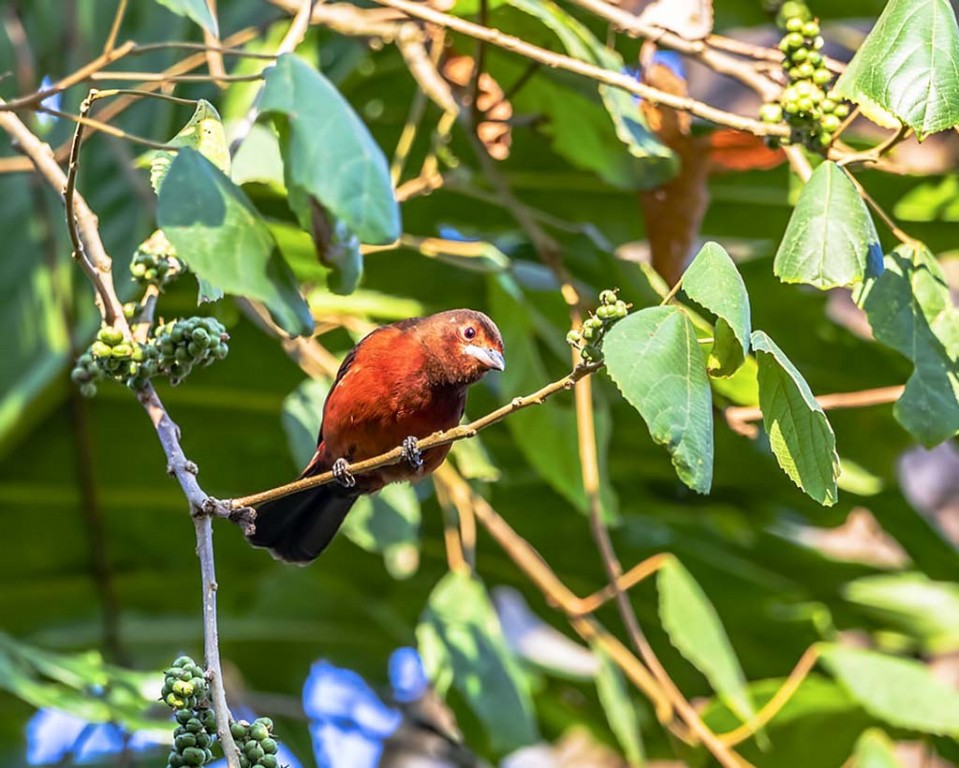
<box><xmin>248</xmin><ymin>309</ymin><xmax>505</xmax><ymax>563</ymax></box>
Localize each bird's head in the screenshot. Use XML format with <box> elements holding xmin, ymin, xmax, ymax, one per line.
<box><xmin>420</xmin><ymin>309</ymin><xmax>505</xmax><ymax>385</ymax></box>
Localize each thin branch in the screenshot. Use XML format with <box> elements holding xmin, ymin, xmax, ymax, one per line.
<box><xmin>129</xmin><ymin>41</ymin><xmax>277</xmax><ymax>59</ymax></box>
<box><xmin>36</xmin><ymin>105</ymin><xmax>175</xmax><ymax>151</ymax></box>
<box><xmin>725</xmin><ymin>384</ymin><xmax>904</xmax><ymax>437</ymax></box>
<box><xmin>103</xmin><ymin>0</ymin><xmax>129</xmax><ymax>56</ymax></box>
<box><xmin>369</xmin><ymin>0</ymin><xmax>789</xmax><ymax>138</ymax></box>
<box><xmin>202</xmin><ymin>0</ymin><xmax>227</xmax><ymax>87</ymax></box>
<box><xmin>843</xmin><ymin>168</ymin><xmax>915</xmax><ymax>245</ymax></box>
<box><xmin>566</xmin><ymin>0</ymin><xmax>780</xmax><ymax>102</ymax></box>
<box><xmin>835</xmin><ymin>125</ymin><xmax>911</xmax><ymax>168</ymax></box>
<box><xmin>89</xmin><ymin>71</ymin><xmax>265</xmax><ymax>83</ymax></box>
<box><xmin>231</xmin><ymin>362</ymin><xmax>604</xmax><ymax>508</ymax></box>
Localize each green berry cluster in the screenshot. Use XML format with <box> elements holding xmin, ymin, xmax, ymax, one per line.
<box><xmin>566</xmin><ymin>289</ymin><xmax>629</xmax><ymax>362</ymax></box>
<box><xmin>71</xmin><ymin>325</ymin><xmax>153</xmax><ymax>396</ymax></box>
<box><xmin>760</xmin><ymin>4</ymin><xmax>850</xmax><ymax>150</ymax></box>
<box><xmin>230</xmin><ymin>718</ymin><xmax>281</xmax><ymax>768</ymax></box>
<box><xmin>132</xmin><ymin>230</ymin><xmax>183</xmax><ymax>288</ymax></box>
<box><xmin>161</xmin><ymin>656</ymin><xmax>218</xmax><ymax>768</ymax></box>
<box><xmin>153</xmin><ymin>317</ymin><xmax>229</xmax><ymax>386</ymax></box>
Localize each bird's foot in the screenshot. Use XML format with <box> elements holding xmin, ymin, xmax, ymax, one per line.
<box><xmin>332</xmin><ymin>458</ymin><xmax>356</xmax><ymax>488</ymax></box>
<box><xmin>401</xmin><ymin>436</ymin><xmax>423</xmax><ymax>470</ymax></box>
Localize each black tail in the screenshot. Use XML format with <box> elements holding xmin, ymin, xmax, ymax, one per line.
<box><xmin>247</xmin><ymin>484</ymin><xmax>358</xmax><ymax>564</ymax></box>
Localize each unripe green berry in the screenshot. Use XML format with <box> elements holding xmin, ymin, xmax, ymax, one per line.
<box><xmin>760</xmin><ymin>103</ymin><xmax>783</xmax><ymax>123</ymax></box>
<box><xmin>231</xmin><ymin>722</ymin><xmax>250</xmax><ymax>740</ymax></box>
<box><xmin>80</xmin><ymin>383</ymin><xmax>97</xmax><ymax>398</ymax></box>
<box><xmin>813</xmin><ymin>67</ymin><xmax>832</xmax><ymax>85</ymax></box>
<box><xmin>259</xmin><ymin>756</ymin><xmax>278</xmax><ymax>768</ymax></box>
<box><xmin>598</xmin><ymin>289</ymin><xmax>617</xmax><ymax>305</ymax></box>
<box><xmin>111</xmin><ymin>343</ymin><xmax>133</xmax><ymax>359</ymax></box>
<box><xmin>788</xmin><ymin>46</ymin><xmax>808</xmax><ymax>63</ymax></box>
<box><xmin>614</xmin><ymin>300</ymin><xmax>628</xmax><ymax>317</ymax></box>
<box><xmin>260</xmin><ymin>738</ymin><xmax>277</xmax><ymax>754</ymax></box>
<box><xmin>239</xmin><ymin>757</ymin><xmax>251</xmax><ymax>768</ymax></box>
<box><xmin>596</xmin><ymin>305</ymin><xmax>616</xmax><ymax>320</ymax></box>
<box><xmin>246</xmin><ymin>744</ymin><xmax>265</xmax><ymax>762</ymax></box>
<box><xmin>175</xmin><ymin>733</ymin><xmax>197</xmax><ymax>750</ymax></box>
<box><xmin>796</xmin><ymin>62</ymin><xmax>815</xmax><ymax>80</ymax></box>
<box><xmin>98</xmin><ymin>327</ymin><xmax>124</xmax><ymax>346</ymax></box>
<box><xmin>821</xmin><ymin>114</ymin><xmax>841</xmax><ymax>132</ymax></box>
<box><xmin>833</xmin><ymin>103</ymin><xmax>850</xmax><ymax>118</ymax></box>
<box><xmin>181</xmin><ymin>747</ymin><xmax>206</xmax><ymax>766</ymax></box>
<box><xmin>172</xmin><ymin>680</ymin><xmax>194</xmax><ymax>697</ymax></box>
<box><xmin>802</xmin><ymin>20</ymin><xmax>820</xmax><ymax>38</ymax></box>
<box><xmin>812</xmin><ymin>35</ymin><xmax>824</xmax><ymax>50</ymax></box>
<box><xmin>250</xmin><ymin>722</ymin><xmax>269</xmax><ymax>741</ymax></box>
<box><xmin>176</xmin><ymin>709</ymin><xmax>193</xmax><ymax>725</ymax></box>
<box><xmin>186</xmin><ymin>719</ymin><xmax>203</xmax><ymax>734</ymax></box>
<box><xmin>173</xmin><ymin>656</ymin><xmax>193</xmax><ymax>668</ymax></box>
<box><xmin>214</xmin><ymin>344</ymin><xmax>228</xmax><ymax>360</ymax></box>
<box><xmin>255</xmin><ymin>718</ymin><xmax>274</xmax><ymax>731</ymax></box>
<box><xmin>166</xmin><ymin>692</ymin><xmax>185</xmax><ymax>709</ymax></box>
<box><xmin>785</xmin><ymin>17</ymin><xmax>804</xmax><ymax>32</ymax></box>
<box><xmin>820</xmin><ymin>98</ymin><xmax>837</xmax><ymax>113</ymax></box>
<box><xmin>782</xmin><ymin>86</ymin><xmax>799</xmax><ymax>103</ymax></box>
<box><xmin>808</xmin><ymin>51</ymin><xmax>823</xmax><ymax>65</ymax></box>
<box><xmin>566</xmin><ymin>330</ymin><xmax>582</xmax><ymax>346</ymax></box>
<box><xmin>781</xmin><ymin>32</ymin><xmax>804</xmax><ymax>51</ymax></box>
<box><xmin>797</xmin><ymin>97</ymin><xmax>814</xmax><ymax>113</ymax></box>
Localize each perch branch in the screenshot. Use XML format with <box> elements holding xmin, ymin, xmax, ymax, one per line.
<box><xmin>231</xmin><ymin>361</ymin><xmax>604</xmax><ymax>508</ymax></box>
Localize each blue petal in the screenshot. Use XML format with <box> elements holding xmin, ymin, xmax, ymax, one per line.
<box><xmin>302</xmin><ymin>661</ymin><xmax>400</xmax><ymax>737</ymax></box>
<box><xmin>26</xmin><ymin>708</ymin><xmax>87</xmax><ymax>765</ymax></box>
<box><xmin>310</xmin><ymin>721</ymin><xmax>384</xmax><ymax>768</ymax></box>
<box><xmin>866</xmin><ymin>241</ymin><xmax>885</xmax><ymax>278</ymax></box>
<box><xmin>73</xmin><ymin>722</ymin><xmax>126</xmax><ymax>764</ymax></box>
<box><xmin>650</xmin><ymin>50</ymin><xmax>686</xmax><ymax>80</ymax></box>
<box><xmin>388</xmin><ymin>647</ymin><xmax>428</xmax><ymax>703</ymax></box>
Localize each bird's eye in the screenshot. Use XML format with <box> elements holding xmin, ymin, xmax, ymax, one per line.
<box><xmin>463</xmin><ymin>326</ymin><xmax>476</xmax><ymax>340</ymax></box>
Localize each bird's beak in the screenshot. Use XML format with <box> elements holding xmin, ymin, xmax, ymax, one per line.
<box><xmin>464</xmin><ymin>344</ymin><xmax>506</xmax><ymax>371</ymax></box>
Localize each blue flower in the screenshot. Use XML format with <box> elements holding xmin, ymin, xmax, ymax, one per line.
<box><xmin>311</xmin><ymin>720</ymin><xmax>386</xmax><ymax>768</ymax></box>
<box><xmin>388</xmin><ymin>647</ymin><xmax>428</xmax><ymax>703</ymax></box>
<box><xmin>25</xmin><ymin>707</ymin><xmax>168</xmax><ymax>765</ymax></box>
<box><xmin>26</xmin><ymin>709</ymin><xmax>87</xmax><ymax>765</ymax></box>
<box><xmin>35</xmin><ymin>76</ymin><xmax>62</xmax><ymax>129</ymax></box>
<box><xmin>302</xmin><ymin>661</ymin><xmax>401</xmax><ymax>736</ymax></box>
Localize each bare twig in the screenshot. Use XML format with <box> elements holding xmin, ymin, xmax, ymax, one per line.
<box><xmin>202</xmin><ymin>0</ymin><xmax>227</xmax><ymax>87</ymax></box>
<box><xmin>103</xmin><ymin>0</ymin><xmax>129</xmax><ymax>56</ymax></box>
<box><xmin>369</xmin><ymin>0</ymin><xmax>789</xmax><ymax>138</ymax></box>
<box><xmin>231</xmin><ymin>362</ymin><xmax>604</xmax><ymax>508</ymax></box>
<box><xmin>836</xmin><ymin>125</ymin><xmax>911</xmax><ymax>168</ymax></box>
<box><xmin>725</xmin><ymin>384</ymin><xmax>905</xmax><ymax>437</ymax></box>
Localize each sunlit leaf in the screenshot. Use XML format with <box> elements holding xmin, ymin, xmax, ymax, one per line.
<box><xmin>604</xmin><ymin>306</ymin><xmax>713</xmax><ymax>493</ymax></box>
<box><xmin>417</xmin><ymin>572</ymin><xmax>538</xmax><ymax>753</ymax></box>
<box><xmin>774</xmin><ymin>162</ymin><xmax>881</xmax><ymax>290</ymax></box>
<box><xmin>752</xmin><ymin>330</ymin><xmax>840</xmax><ymax>505</ymax></box>
<box><xmin>682</xmin><ymin>242</ymin><xmax>751</xmax><ymax>376</ymax></box>
<box><xmin>852</xmin><ymin>729</ymin><xmax>904</xmax><ymax>768</ymax></box>
<box><xmin>833</xmin><ymin>0</ymin><xmax>959</xmax><ymax>139</ymax></box>
<box><xmin>157</xmin><ymin>149</ymin><xmax>313</xmax><ymax>335</ymax></box>
<box><xmin>820</xmin><ymin>644</ymin><xmax>959</xmax><ymax>736</ymax></box>
<box><xmin>151</xmin><ymin>100</ymin><xmax>229</xmax><ymax>194</ymax></box>
<box><xmin>857</xmin><ymin>243</ymin><xmax>959</xmax><ymax>446</ymax></box>
<box><xmin>658</xmin><ymin>558</ymin><xmax>756</xmax><ymax>724</ymax></box>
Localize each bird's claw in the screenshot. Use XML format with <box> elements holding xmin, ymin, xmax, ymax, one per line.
<box><xmin>402</xmin><ymin>436</ymin><xmax>423</xmax><ymax>470</ymax></box>
<box><xmin>332</xmin><ymin>458</ymin><xmax>356</xmax><ymax>488</ymax></box>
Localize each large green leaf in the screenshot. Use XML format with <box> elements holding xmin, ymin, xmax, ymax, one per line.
<box><xmin>281</xmin><ymin>378</ymin><xmax>420</xmax><ymax>577</ymax></box>
<box><xmin>152</xmin><ymin>0</ymin><xmax>218</xmax><ymax>34</ymax></box>
<box><xmin>260</xmin><ymin>54</ymin><xmax>400</xmax><ymax>245</ymax></box>
<box><xmin>820</xmin><ymin>644</ymin><xmax>959</xmax><ymax>737</ymax></box>
<box><xmin>774</xmin><ymin>162</ymin><xmax>881</xmax><ymax>290</ymax></box>
<box><xmin>751</xmin><ymin>331</ymin><xmax>840</xmax><ymax>505</ymax></box>
<box><xmin>852</xmin><ymin>729</ymin><xmax>904</xmax><ymax>768</ymax></box>
<box><xmin>603</xmin><ymin>306</ymin><xmax>713</xmax><ymax>493</ymax></box>
<box><xmin>857</xmin><ymin>244</ymin><xmax>959</xmax><ymax>446</ymax></box>
<box><xmin>658</xmin><ymin>558</ymin><xmax>756</xmax><ymax>724</ymax></box>
<box><xmin>591</xmin><ymin>643</ymin><xmax>644</xmax><ymax>766</ymax></box>
<box><xmin>682</xmin><ymin>242</ymin><xmax>751</xmax><ymax>377</ymax></box>
<box><xmin>833</xmin><ymin>0</ymin><xmax>959</xmax><ymax>139</ymax></box>
<box><xmin>844</xmin><ymin>573</ymin><xmax>959</xmax><ymax>653</ymax></box>
<box><xmin>157</xmin><ymin>148</ymin><xmax>313</xmax><ymax>336</ymax></box>
<box><xmin>416</xmin><ymin>572</ymin><xmax>538</xmax><ymax>753</ymax></box>
<box><xmin>503</xmin><ymin>0</ymin><xmax>675</xmax><ymax>188</ymax></box>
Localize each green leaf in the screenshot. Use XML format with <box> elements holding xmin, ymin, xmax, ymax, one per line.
<box><xmin>844</xmin><ymin>573</ymin><xmax>959</xmax><ymax>653</ymax></box>
<box><xmin>857</xmin><ymin>244</ymin><xmax>959</xmax><ymax>446</ymax></box>
<box><xmin>852</xmin><ymin>729</ymin><xmax>904</xmax><ymax>768</ymax></box>
<box><xmin>833</xmin><ymin>0</ymin><xmax>959</xmax><ymax>139</ymax></box>
<box><xmin>751</xmin><ymin>330</ymin><xmax>840</xmax><ymax>505</ymax></box>
<box><xmin>151</xmin><ymin>100</ymin><xmax>230</xmax><ymax>194</ymax></box>
<box><xmin>503</xmin><ymin>0</ymin><xmax>675</xmax><ymax>188</ymax></box>
<box><xmin>152</xmin><ymin>0</ymin><xmax>218</xmax><ymax>34</ymax></box>
<box><xmin>158</xmin><ymin>149</ymin><xmax>313</xmax><ymax>336</ymax></box>
<box><xmin>774</xmin><ymin>162</ymin><xmax>881</xmax><ymax>290</ymax></box>
<box><xmin>603</xmin><ymin>306</ymin><xmax>714</xmax><ymax>493</ymax></box>
<box><xmin>260</xmin><ymin>54</ymin><xmax>400</xmax><ymax>245</ymax></box>
<box><xmin>820</xmin><ymin>644</ymin><xmax>959</xmax><ymax>736</ymax></box>
<box><xmin>682</xmin><ymin>242</ymin><xmax>751</xmax><ymax>377</ymax></box>
<box><xmin>591</xmin><ymin>643</ymin><xmax>645</xmax><ymax>766</ymax></box>
<box><xmin>416</xmin><ymin>572</ymin><xmax>538</xmax><ymax>753</ymax></box>
<box><xmin>658</xmin><ymin>557</ymin><xmax>756</xmax><ymax>724</ymax></box>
